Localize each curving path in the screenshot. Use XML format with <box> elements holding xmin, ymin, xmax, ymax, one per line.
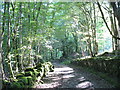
<box><xmin>34</xmin><ymin>61</ymin><xmax>114</xmax><ymax>89</ymax></box>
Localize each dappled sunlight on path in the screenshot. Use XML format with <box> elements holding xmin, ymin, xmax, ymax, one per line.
<box><xmin>35</xmin><ymin>62</ymin><xmax>114</xmax><ymax>89</ymax></box>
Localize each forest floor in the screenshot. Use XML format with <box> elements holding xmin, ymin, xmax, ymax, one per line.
<box><xmin>34</xmin><ymin>60</ymin><xmax>114</xmax><ymax>89</ymax></box>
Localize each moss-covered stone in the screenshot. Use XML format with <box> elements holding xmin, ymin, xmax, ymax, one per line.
<box><xmin>10</xmin><ymin>82</ymin><xmax>22</xmax><ymax>88</ymax></box>
<box><xmin>38</xmin><ymin>71</ymin><xmax>44</xmax><ymax>78</ymax></box>
<box><xmin>32</xmin><ymin>75</ymin><xmax>37</xmax><ymax>81</ymax></box>
<box><xmin>3</xmin><ymin>79</ymin><xmax>25</xmax><ymax>88</ymax></box>
<box><xmin>25</xmin><ymin>71</ymin><xmax>33</xmax><ymax>76</ymax></box>
<box><xmin>25</xmin><ymin>67</ymin><xmax>34</xmax><ymax>72</ymax></box>
<box><xmin>4</xmin><ymin>61</ymin><xmax>54</xmax><ymax>88</ymax></box>
<box><xmin>9</xmin><ymin>78</ymin><xmax>18</xmax><ymax>82</ymax></box>
<box><xmin>27</xmin><ymin>76</ymin><xmax>33</xmax><ymax>85</ymax></box>
<box><xmin>25</xmin><ymin>68</ymin><xmax>39</xmax><ymax>77</ymax></box>
<box><xmin>16</xmin><ymin>73</ymin><xmax>25</xmax><ymax>79</ymax></box>
<box><xmin>49</xmin><ymin>65</ymin><xmax>54</xmax><ymax>72</ymax></box>
<box><xmin>37</xmin><ymin>66</ymin><xmax>44</xmax><ymax>72</ymax></box>
<box><xmin>33</xmin><ymin>69</ymin><xmax>39</xmax><ymax>76</ymax></box>
<box><xmin>46</xmin><ymin>62</ymin><xmax>54</xmax><ymax>72</ymax></box>
<box><xmin>3</xmin><ymin>80</ymin><xmax>10</xmax><ymax>88</ymax></box>
<box><xmin>35</xmin><ymin>63</ymin><xmax>42</xmax><ymax>69</ymax></box>
<box><xmin>18</xmin><ymin>82</ymin><xmax>24</xmax><ymax>87</ymax></box>
<box><xmin>17</xmin><ymin>77</ymin><xmax>28</xmax><ymax>85</ymax></box>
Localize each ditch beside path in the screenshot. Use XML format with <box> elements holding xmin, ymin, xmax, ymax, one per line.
<box><xmin>34</xmin><ymin>61</ymin><xmax>114</xmax><ymax>89</ymax></box>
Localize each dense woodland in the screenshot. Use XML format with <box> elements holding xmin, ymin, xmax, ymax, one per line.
<box><xmin>0</xmin><ymin>1</ymin><xmax>120</xmax><ymax>88</ymax></box>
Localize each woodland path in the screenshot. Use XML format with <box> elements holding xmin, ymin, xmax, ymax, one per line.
<box><xmin>34</xmin><ymin>61</ymin><xmax>114</xmax><ymax>89</ymax></box>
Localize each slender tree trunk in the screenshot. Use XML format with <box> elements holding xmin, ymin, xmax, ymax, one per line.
<box><xmin>1</xmin><ymin>2</ymin><xmax>6</xmax><ymax>80</ymax></box>
<box><xmin>18</xmin><ymin>2</ymin><xmax>23</xmax><ymax>72</ymax></box>
<box><xmin>28</xmin><ymin>3</ymin><xmax>31</xmax><ymax>66</ymax></box>
<box><xmin>72</xmin><ymin>32</ymin><xmax>78</xmax><ymax>53</ymax></box>
<box><xmin>93</xmin><ymin>3</ymin><xmax>98</xmax><ymax>56</ymax></box>
<box><xmin>0</xmin><ymin>2</ymin><xmax>4</xmax><ymax>87</ymax></box>
<box><xmin>97</xmin><ymin>2</ymin><xmax>120</xmax><ymax>41</ymax></box>
<box><xmin>2</xmin><ymin>2</ymin><xmax>14</xmax><ymax>78</ymax></box>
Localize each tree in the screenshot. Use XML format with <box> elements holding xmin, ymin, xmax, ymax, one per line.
<box><xmin>2</xmin><ymin>2</ymin><xmax>14</xmax><ymax>78</ymax></box>
<box><xmin>97</xmin><ymin>2</ymin><xmax>120</xmax><ymax>51</ymax></box>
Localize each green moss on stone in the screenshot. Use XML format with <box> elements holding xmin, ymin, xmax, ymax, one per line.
<box><xmin>3</xmin><ymin>80</ymin><xmax>10</xmax><ymax>86</ymax></box>
<box><xmin>35</xmin><ymin>63</ymin><xmax>42</xmax><ymax>69</ymax></box>
<box><xmin>10</xmin><ymin>82</ymin><xmax>22</xmax><ymax>88</ymax></box>
<box><xmin>18</xmin><ymin>77</ymin><xmax>28</xmax><ymax>85</ymax></box>
<box><xmin>33</xmin><ymin>69</ymin><xmax>39</xmax><ymax>76</ymax></box>
<box><xmin>27</xmin><ymin>76</ymin><xmax>33</xmax><ymax>85</ymax></box>
<box><xmin>25</xmin><ymin>71</ymin><xmax>33</xmax><ymax>76</ymax></box>
<box><xmin>16</xmin><ymin>73</ymin><xmax>25</xmax><ymax>79</ymax></box>
<box><xmin>25</xmin><ymin>68</ymin><xmax>34</xmax><ymax>72</ymax></box>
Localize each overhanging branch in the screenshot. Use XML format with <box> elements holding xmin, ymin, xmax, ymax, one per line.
<box><xmin>97</xmin><ymin>2</ymin><xmax>120</xmax><ymax>40</ymax></box>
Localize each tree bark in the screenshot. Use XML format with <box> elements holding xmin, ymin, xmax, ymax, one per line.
<box><xmin>110</xmin><ymin>2</ymin><xmax>120</xmax><ymax>50</ymax></box>
<box><xmin>2</xmin><ymin>2</ymin><xmax>14</xmax><ymax>78</ymax></box>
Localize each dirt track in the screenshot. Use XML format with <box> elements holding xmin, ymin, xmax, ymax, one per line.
<box><xmin>35</xmin><ymin>62</ymin><xmax>114</xmax><ymax>89</ymax></box>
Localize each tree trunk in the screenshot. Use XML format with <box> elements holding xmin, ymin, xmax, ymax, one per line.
<box><xmin>18</xmin><ymin>2</ymin><xmax>23</xmax><ymax>72</ymax></box>
<box><xmin>2</xmin><ymin>2</ymin><xmax>14</xmax><ymax>78</ymax></box>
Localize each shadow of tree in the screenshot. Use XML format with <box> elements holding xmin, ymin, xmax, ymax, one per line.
<box><xmin>36</xmin><ymin>63</ymin><xmax>94</xmax><ymax>89</ymax></box>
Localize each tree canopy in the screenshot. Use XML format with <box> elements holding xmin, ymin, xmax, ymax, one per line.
<box><xmin>0</xmin><ymin>1</ymin><xmax>120</xmax><ymax>88</ymax></box>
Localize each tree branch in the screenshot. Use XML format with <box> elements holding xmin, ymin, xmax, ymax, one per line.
<box><xmin>35</xmin><ymin>2</ymin><xmax>42</xmax><ymax>21</ymax></box>
<box><xmin>97</xmin><ymin>2</ymin><xmax>120</xmax><ymax>40</ymax></box>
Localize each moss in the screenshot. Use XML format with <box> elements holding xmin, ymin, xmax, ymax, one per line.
<box><xmin>45</xmin><ymin>62</ymin><xmax>52</xmax><ymax>66</ymax></box>
<box><xmin>49</xmin><ymin>64</ymin><xmax>54</xmax><ymax>72</ymax></box>
<box><xmin>9</xmin><ymin>78</ymin><xmax>18</xmax><ymax>82</ymax></box>
<box><xmin>3</xmin><ymin>80</ymin><xmax>10</xmax><ymax>88</ymax></box>
<box><xmin>44</xmin><ymin>64</ymin><xmax>50</xmax><ymax>72</ymax></box>
<box><xmin>37</xmin><ymin>66</ymin><xmax>44</xmax><ymax>72</ymax></box>
<box><xmin>33</xmin><ymin>69</ymin><xmax>39</xmax><ymax>76</ymax></box>
<box><xmin>16</xmin><ymin>73</ymin><xmax>25</xmax><ymax>79</ymax></box>
<box><xmin>25</xmin><ymin>70</ymin><xmax>37</xmax><ymax>82</ymax></box>
<box><xmin>25</xmin><ymin>71</ymin><xmax>33</xmax><ymax>76</ymax></box>
<box><xmin>35</xmin><ymin>63</ymin><xmax>42</xmax><ymax>69</ymax></box>
<box><xmin>39</xmin><ymin>71</ymin><xmax>44</xmax><ymax>78</ymax></box>
<box><xmin>17</xmin><ymin>77</ymin><xmax>28</xmax><ymax>85</ymax></box>
<box><xmin>2</xmin><ymin>61</ymin><xmax>54</xmax><ymax>88</ymax></box>
<box><xmin>27</xmin><ymin>76</ymin><xmax>33</xmax><ymax>85</ymax></box>
<box><xmin>18</xmin><ymin>82</ymin><xmax>24</xmax><ymax>87</ymax></box>
<box><xmin>50</xmin><ymin>66</ymin><xmax>54</xmax><ymax>72</ymax></box>
<box><xmin>20</xmin><ymin>71</ymin><xmax>25</xmax><ymax>75</ymax></box>
<box><xmin>44</xmin><ymin>62</ymin><xmax>54</xmax><ymax>72</ymax></box>
<box><xmin>10</xmin><ymin>82</ymin><xmax>22</xmax><ymax>88</ymax></box>
<box><xmin>42</xmin><ymin>64</ymin><xmax>50</xmax><ymax>77</ymax></box>
<box><xmin>25</xmin><ymin>68</ymin><xmax>34</xmax><ymax>72</ymax></box>
<box><xmin>25</xmin><ymin>68</ymin><xmax>39</xmax><ymax>77</ymax></box>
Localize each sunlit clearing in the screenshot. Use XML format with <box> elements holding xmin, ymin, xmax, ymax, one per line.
<box><xmin>78</xmin><ymin>77</ymin><xmax>86</xmax><ymax>82</ymax></box>
<box><xmin>63</xmin><ymin>74</ymin><xmax>75</xmax><ymax>79</ymax></box>
<box><xmin>52</xmin><ymin>77</ymin><xmax>61</xmax><ymax>81</ymax></box>
<box><xmin>55</xmin><ymin>67</ymin><xmax>74</xmax><ymax>74</ymax></box>
<box><xmin>80</xmin><ymin>56</ymin><xmax>91</xmax><ymax>59</ymax></box>
<box><xmin>38</xmin><ymin>82</ymin><xmax>61</xmax><ymax>88</ymax></box>
<box><xmin>76</xmin><ymin>81</ymin><xmax>93</xmax><ymax>88</ymax></box>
